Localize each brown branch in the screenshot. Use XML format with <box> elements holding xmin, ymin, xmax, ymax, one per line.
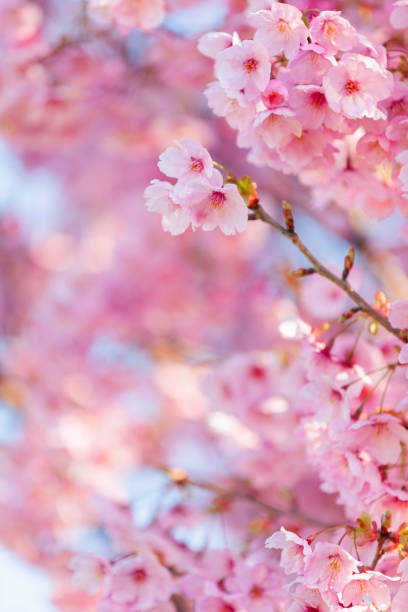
<box><xmin>249</xmin><ymin>204</ymin><xmax>407</xmax><ymax>344</ymax></box>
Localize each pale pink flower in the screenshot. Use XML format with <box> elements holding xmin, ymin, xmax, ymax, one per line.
<box><xmin>349</xmin><ymin>414</ymin><xmax>408</xmax><ymax>465</ymax></box>
<box><xmin>198</xmin><ymin>32</ymin><xmax>233</xmax><ymax>59</ymax></box>
<box><xmin>224</xmin><ymin>562</ymin><xmax>283</xmax><ymax>610</ymax></box>
<box><xmin>69</xmin><ymin>554</ymin><xmax>110</xmax><ymax>595</ymax></box>
<box><xmin>303</xmin><ymin>543</ymin><xmax>359</xmax><ymax>592</ymax></box>
<box><xmin>323</xmin><ymin>53</ymin><xmax>393</xmax><ymax>119</ymax></box>
<box><xmin>261</xmin><ymin>80</ymin><xmax>288</xmax><ymax>109</ymax></box>
<box><xmin>249</xmin><ymin>4</ymin><xmax>308</xmax><ymax>60</ymax></box>
<box><xmin>289</xmin><ymin>85</ymin><xmax>342</xmax><ymax>130</ymax></box>
<box><xmin>214</xmin><ymin>39</ymin><xmax>271</xmax><ymax>101</ymax></box>
<box><xmin>253</xmin><ymin>108</ymin><xmax>302</xmax><ymax>149</ymax></box>
<box><xmin>106</xmin><ymin>552</ymin><xmax>175</xmax><ymax>608</ymax></box>
<box><xmin>390</xmin><ymin>0</ymin><xmax>408</xmax><ymax>29</ymax></box>
<box><xmin>341</xmin><ymin>571</ymin><xmax>393</xmax><ymax>610</ymax></box>
<box><xmin>287</xmin><ymin>585</ymin><xmax>330</xmax><ymax>612</ymax></box>
<box><xmin>265</xmin><ymin>527</ymin><xmax>311</xmax><ymax>574</ymax></box>
<box><xmin>309</xmin><ymin>11</ymin><xmax>358</xmax><ymax>54</ymax></box>
<box><xmin>158</xmin><ymin>138</ymin><xmax>214</xmax><ymax>181</ymax></box>
<box><xmin>176</xmin><ymin>170</ymin><xmax>248</xmax><ymax>235</ymax></box>
<box><xmin>389</xmin><ymin>299</ymin><xmax>408</xmax><ymax>328</ymax></box>
<box><xmin>204</xmin><ymin>82</ymin><xmax>256</xmax><ymax>130</ymax></box>
<box><xmin>144</xmin><ymin>179</ymin><xmax>190</xmax><ymax>235</ymax></box>
<box><xmin>287</xmin><ymin>45</ymin><xmax>336</xmax><ymax>86</ymax></box>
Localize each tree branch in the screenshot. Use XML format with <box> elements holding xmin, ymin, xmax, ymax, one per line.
<box><xmin>249</xmin><ymin>204</ymin><xmax>407</xmax><ymax>344</ymax></box>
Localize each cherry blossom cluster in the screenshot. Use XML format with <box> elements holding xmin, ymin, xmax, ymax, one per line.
<box><xmin>3</xmin><ymin>0</ymin><xmax>408</xmax><ymax>611</ymax></box>
<box><xmin>267</xmin><ymin>526</ymin><xmax>408</xmax><ymax>611</ymax></box>
<box><xmin>144</xmin><ymin>138</ymin><xmax>248</xmax><ymax>235</ymax></box>
<box><xmin>198</xmin><ymin>3</ymin><xmax>408</xmax><ymax>219</ymax></box>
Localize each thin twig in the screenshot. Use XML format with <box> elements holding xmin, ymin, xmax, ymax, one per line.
<box><xmin>249</xmin><ymin>204</ymin><xmax>406</xmax><ymax>344</ymax></box>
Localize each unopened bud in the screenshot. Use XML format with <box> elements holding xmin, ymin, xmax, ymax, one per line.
<box><xmin>291</xmin><ymin>267</ymin><xmax>316</xmax><ymax>278</ymax></box>
<box><xmin>282</xmin><ymin>200</ymin><xmax>294</xmax><ymax>232</ymax></box>
<box><xmin>342</xmin><ymin>246</ymin><xmax>355</xmax><ymax>280</ymax></box>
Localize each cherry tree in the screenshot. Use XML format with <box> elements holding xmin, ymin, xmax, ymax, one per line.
<box><xmin>2</xmin><ymin>0</ymin><xmax>408</xmax><ymax>611</ymax></box>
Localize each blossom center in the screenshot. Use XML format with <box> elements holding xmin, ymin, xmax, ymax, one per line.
<box><xmin>210</xmin><ymin>190</ymin><xmax>226</xmax><ymax>208</ymax></box>
<box><xmin>190</xmin><ymin>157</ymin><xmax>204</xmax><ymax>173</ymax></box>
<box><xmin>328</xmin><ymin>555</ymin><xmax>341</xmax><ymax>572</ymax></box>
<box><xmin>250</xmin><ymin>585</ymin><xmax>264</xmax><ymax>598</ymax></box>
<box><xmin>323</xmin><ymin>23</ymin><xmax>338</xmax><ymax>41</ymax></box>
<box><xmin>310</xmin><ymin>91</ymin><xmax>326</xmax><ymax>108</ymax></box>
<box><xmin>132</xmin><ymin>568</ymin><xmax>147</xmax><ymax>582</ymax></box>
<box><xmin>277</xmin><ymin>19</ymin><xmax>290</xmax><ymax>33</ymax></box>
<box><xmin>243</xmin><ymin>57</ymin><xmax>258</xmax><ymax>73</ymax></box>
<box><xmin>344</xmin><ymin>80</ymin><xmax>360</xmax><ymax>95</ymax></box>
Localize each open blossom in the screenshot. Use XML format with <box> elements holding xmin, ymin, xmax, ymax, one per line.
<box><xmin>224</xmin><ymin>563</ymin><xmax>283</xmax><ymax>609</ymax></box>
<box><xmin>287</xmin><ymin>45</ymin><xmax>336</xmax><ymax>86</ymax></box>
<box><xmin>341</xmin><ymin>571</ymin><xmax>393</xmax><ymax>610</ymax></box>
<box><xmin>323</xmin><ymin>53</ymin><xmax>393</xmax><ymax>119</ymax></box>
<box><xmin>265</xmin><ymin>527</ymin><xmax>311</xmax><ymax>574</ymax></box>
<box><xmin>248</xmin><ymin>3</ymin><xmax>308</xmax><ymax>60</ymax></box>
<box><xmin>350</xmin><ymin>414</ymin><xmax>408</xmax><ymax>464</ymax></box>
<box><xmin>303</xmin><ymin>543</ymin><xmax>359</xmax><ymax>593</ymax></box>
<box><xmin>104</xmin><ymin>553</ymin><xmax>175</xmax><ymax>608</ymax></box>
<box><xmin>176</xmin><ymin>170</ymin><xmax>248</xmax><ymax>235</ymax></box>
<box><xmin>144</xmin><ymin>179</ymin><xmax>190</xmax><ymax>235</ymax></box>
<box><xmin>205</xmin><ymin>82</ymin><xmax>256</xmax><ymax>130</ymax></box>
<box><xmin>69</xmin><ymin>555</ymin><xmax>110</xmax><ymax>595</ymax></box>
<box><xmin>158</xmin><ymin>138</ymin><xmax>214</xmax><ymax>181</ymax></box>
<box><xmin>252</xmin><ymin>108</ymin><xmax>302</xmax><ymax>149</ymax></box>
<box><xmin>309</xmin><ymin>11</ymin><xmax>358</xmax><ymax>54</ymax></box>
<box><xmin>288</xmin><ymin>85</ymin><xmax>341</xmax><ymax>130</ymax></box>
<box><xmin>261</xmin><ymin>80</ymin><xmax>288</xmax><ymax>109</ymax></box>
<box><xmin>214</xmin><ymin>39</ymin><xmax>271</xmax><ymax>101</ymax></box>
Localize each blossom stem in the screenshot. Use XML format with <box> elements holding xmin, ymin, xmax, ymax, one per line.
<box><xmin>249</xmin><ymin>204</ymin><xmax>406</xmax><ymax>343</ymax></box>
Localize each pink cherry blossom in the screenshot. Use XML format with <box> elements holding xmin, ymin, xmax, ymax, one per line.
<box><xmin>252</xmin><ymin>108</ymin><xmax>302</xmax><ymax>149</ymax></box>
<box><xmin>69</xmin><ymin>555</ymin><xmax>110</xmax><ymax>595</ymax></box>
<box><xmin>261</xmin><ymin>80</ymin><xmax>288</xmax><ymax>109</ymax></box>
<box><xmin>248</xmin><ymin>4</ymin><xmax>309</xmax><ymax>60</ymax></box>
<box><xmin>214</xmin><ymin>39</ymin><xmax>271</xmax><ymax>101</ymax></box>
<box><xmin>158</xmin><ymin>138</ymin><xmax>214</xmax><ymax>181</ymax></box>
<box><xmin>104</xmin><ymin>553</ymin><xmax>175</xmax><ymax>608</ymax></box>
<box><xmin>288</xmin><ymin>85</ymin><xmax>341</xmax><ymax>130</ymax></box>
<box><xmin>341</xmin><ymin>571</ymin><xmax>393</xmax><ymax>610</ymax></box>
<box><xmin>309</xmin><ymin>11</ymin><xmax>358</xmax><ymax>54</ymax></box>
<box><xmin>350</xmin><ymin>414</ymin><xmax>408</xmax><ymax>465</ymax></box>
<box><xmin>265</xmin><ymin>527</ymin><xmax>311</xmax><ymax>574</ymax></box>
<box><xmin>303</xmin><ymin>543</ymin><xmax>359</xmax><ymax>593</ymax></box>
<box><xmin>323</xmin><ymin>53</ymin><xmax>393</xmax><ymax>119</ymax></box>
<box><xmin>204</xmin><ymin>82</ymin><xmax>256</xmax><ymax>130</ymax></box>
<box><xmin>176</xmin><ymin>170</ymin><xmax>248</xmax><ymax>235</ymax></box>
<box><xmin>144</xmin><ymin>179</ymin><xmax>190</xmax><ymax>235</ymax></box>
<box><xmin>287</xmin><ymin>45</ymin><xmax>336</xmax><ymax>86</ymax></box>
